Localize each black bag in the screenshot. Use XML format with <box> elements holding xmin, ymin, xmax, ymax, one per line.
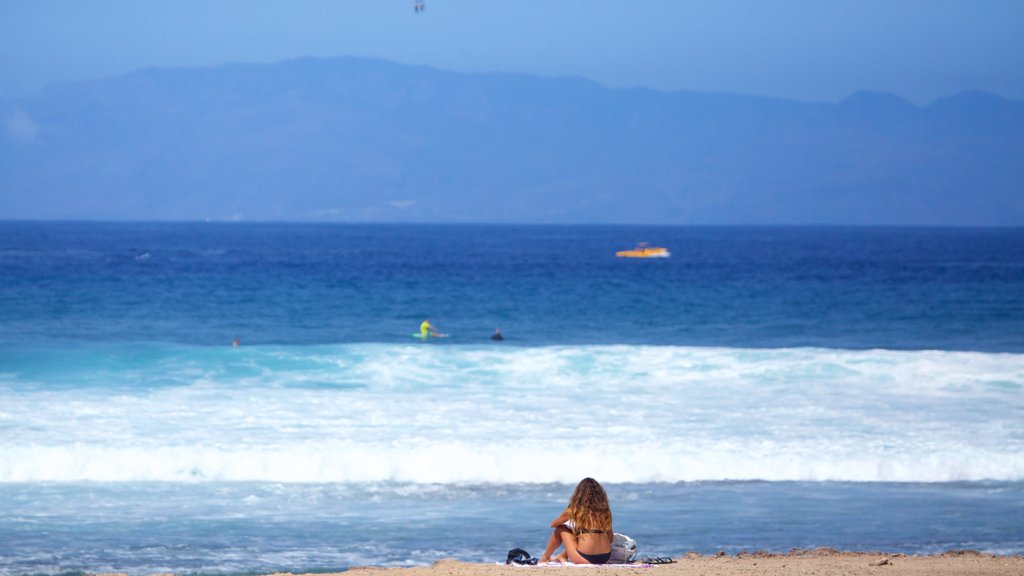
<box><xmin>506</xmin><ymin>547</ymin><xmax>539</xmax><ymax>565</ymax></box>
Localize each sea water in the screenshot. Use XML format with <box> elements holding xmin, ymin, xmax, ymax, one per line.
<box><xmin>1</xmin><ymin>222</ymin><xmax>1023</xmax><ymax>575</ymax></box>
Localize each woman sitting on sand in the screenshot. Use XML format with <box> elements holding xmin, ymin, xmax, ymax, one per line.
<box><xmin>539</xmin><ymin>477</ymin><xmax>614</xmax><ymax>564</ymax></box>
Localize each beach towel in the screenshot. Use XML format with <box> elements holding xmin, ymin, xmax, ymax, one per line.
<box><xmin>502</xmin><ymin>558</ymin><xmax>675</xmax><ymax>568</ymax></box>
<box><xmin>504</xmin><ymin>533</ymin><xmax>661</xmax><ymax>567</ymax></box>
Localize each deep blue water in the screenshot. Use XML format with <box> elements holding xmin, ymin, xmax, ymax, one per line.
<box><xmin>1</xmin><ymin>222</ymin><xmax>1023</xmax><ymax>575</ymax></box>
<box><xmin>2</xmin><ymin>222</ymin><xmax>1023</xmax><ymax>350</ymax></box>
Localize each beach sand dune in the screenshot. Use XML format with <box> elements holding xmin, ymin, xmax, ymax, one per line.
<box><xmin>255</xmin><ymin>550</ymin><xmax>1024</xmax><ymax>576</ymax></box>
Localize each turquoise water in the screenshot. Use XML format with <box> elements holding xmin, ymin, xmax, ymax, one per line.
<box><xmin>1</xmin><ymin>222</ymin><xmax>1023</xmax><ymax>574</ymax></box>
<box><xmin>2</xmin><ymin>482</ymin><xmax>1022</xmax><ymax>575</ymax></box>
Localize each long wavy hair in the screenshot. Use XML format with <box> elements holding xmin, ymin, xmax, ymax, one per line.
<box><xmin>567</xmin><ymin>477</ymin><xmax>612</xmax><ymax>535</ymax></box>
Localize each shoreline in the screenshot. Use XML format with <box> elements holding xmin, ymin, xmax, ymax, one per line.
<box><xmin>337</xmin><ymin>550</ymin><xmax>1024</xmax><ymax>576</ymax></box>
<box><xmin>87</xmin><ymin>550</ymin><xmax>1024</xmax><ymax>576</ymax></box>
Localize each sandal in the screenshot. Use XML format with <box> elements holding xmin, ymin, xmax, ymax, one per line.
<box><xmin>640</xmin><ymin>556</ymin><xmax>676</xmax><ymax>564</ymax></box>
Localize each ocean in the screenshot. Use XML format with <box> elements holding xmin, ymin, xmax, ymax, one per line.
<box><xmin>1</xmin><ymin>222</ymin><xmax>1023</xmax><ymax>575</ymax></box>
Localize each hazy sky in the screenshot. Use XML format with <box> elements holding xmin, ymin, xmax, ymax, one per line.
<box><xmin>2</xmin><ymin>0</ymin><xmax>1023</xmax><ymax>104</ymax></box>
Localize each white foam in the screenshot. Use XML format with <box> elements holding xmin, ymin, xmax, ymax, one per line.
<box><xmin>2</xmin><ymin>344</ymin><xmax>1022</xmax><ymax>483</ymax></box>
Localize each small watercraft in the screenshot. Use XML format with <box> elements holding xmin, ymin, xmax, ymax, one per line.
<box><xmin>616</xmin><ymin>243</ymin><xmax>670</xmax><ymax>258</ymax></box>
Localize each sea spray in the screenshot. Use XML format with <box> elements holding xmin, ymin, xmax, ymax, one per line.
<box><xmin>3</xmin><ymin>343</ymin><xmax>1022</xmax><ymax>483</ymax></box>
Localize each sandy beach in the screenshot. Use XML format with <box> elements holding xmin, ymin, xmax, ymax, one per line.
<box><xmin>265</xmin><ymin>550</ymin><xmax>1024</xmax><ymax>576</ymax></box>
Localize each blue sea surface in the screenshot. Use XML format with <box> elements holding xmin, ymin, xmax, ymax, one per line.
<box><xmin>1</xmin><ymin>222</ymin><xmax>1023</xmax><ymax>575</ymax></box>
<box><xmin>3</xmin><ymin>222</ymin><xmax>1022</xmax><ymax>349</ymax></box>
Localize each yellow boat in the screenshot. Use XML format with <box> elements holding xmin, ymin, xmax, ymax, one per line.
<box><xmin>616</xmin><ymin>243</ymin><xmax>670</xmax><ymax>258</ymax></box>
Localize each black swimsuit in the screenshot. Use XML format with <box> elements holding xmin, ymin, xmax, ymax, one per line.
<box><xmin>576</xmin><ymin>528</ymin><xmax>612</xmax><ymax>564</ymax></box>
<box><xmin>578</xmin><ymin>550</ymin><xmax>611</xmax><ymax>565</ymax></box>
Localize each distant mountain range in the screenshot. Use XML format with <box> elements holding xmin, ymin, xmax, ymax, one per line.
<box><xmin>2</xmin><ymin>56</ymin><xmax>1022</xmax><ymax>224</ymax></box>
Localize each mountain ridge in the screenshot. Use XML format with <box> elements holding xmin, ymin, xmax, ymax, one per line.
<box><xmin>3</xmin><ymin>56</ymin><xmax>1022</xmax><ymax>225</ymax></box>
